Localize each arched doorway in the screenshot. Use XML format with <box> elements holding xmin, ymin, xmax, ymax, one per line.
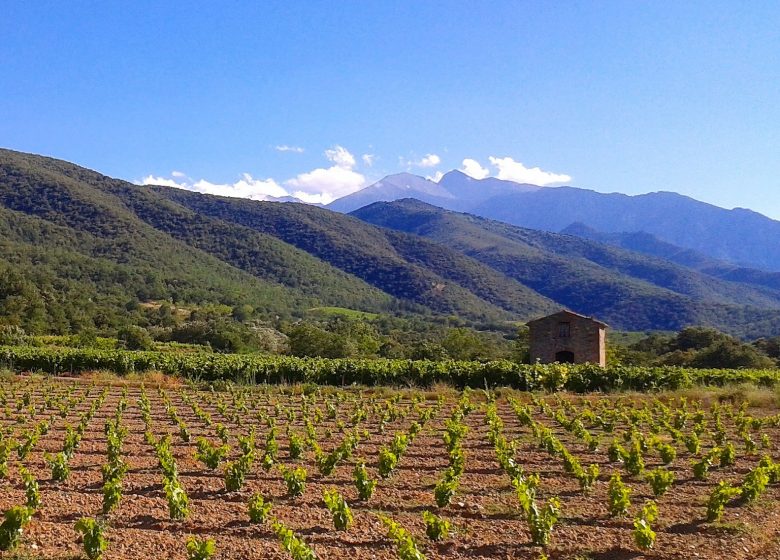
<box><xmin>555</xmin><ymin>350</ymin><xmax>575</xmax><ymax>363</ymax></box>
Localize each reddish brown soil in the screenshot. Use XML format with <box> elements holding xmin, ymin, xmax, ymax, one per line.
<box><xmin>1</xmin><ymin>379</ymin><xmax>780</xmax><ymax>560</ymax></box>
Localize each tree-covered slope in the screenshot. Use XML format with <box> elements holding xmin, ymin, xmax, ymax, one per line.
<box><xmin>149</xmin><ymin>185</ymin><xmax>559</xmax><ymax>322</ymax></box>
<box><xmin>0</xmin><ymin>149</ymin><xmax>556</xmax><ymax>330</ymax></box>
<box><xmin>351</xmin><ymin>199</ymin><xmax>780</xmax><ymax>337</ymax></box>
<box><xmin>0</xmin><ymin>149</ymin><xmax>395</xmax><ymax>330</ymax></box>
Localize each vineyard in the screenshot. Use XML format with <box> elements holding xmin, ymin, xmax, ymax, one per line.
<box><xmin>2</xmin><ymin>346</ymin><xmax>780</xmax><ymax>391</ymax></box>
<box><xmin>1</xmin><ymin>378</ymin><xmax>780</xmax><ymax>559</ymax></box>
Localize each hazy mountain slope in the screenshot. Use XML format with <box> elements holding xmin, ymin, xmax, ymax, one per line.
<box><xmin>562</xmin><ymin>222</ymin><xmax>780</xmax><ymax>293</ymax></box>
<box><xmin>351</xmin><ymin>199</ymin><xmax>780</xmax><ymax>336</ymax></box>
<box><xmin>468</xmin><ymin>187</ymin><xmax>780</xmax><ymax>271</ymax></box>
<box><xmin>151</xmin><ymin>186</ymin><xmax>559</xmax><ymax>322</ymax></box>
<box><xmin>330</xmin><ymin>170</ymin><xmax>780</xmax><ymax>271</ymax></box>
<box><xmin>327</xmin><ymin>170</ymin><xmax>539</xmax><ymax>213</ymax></box>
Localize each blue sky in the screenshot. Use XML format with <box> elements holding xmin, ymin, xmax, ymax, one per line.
<box><xmin>2</xmin><ymin>2</ymin><xmax>779</xmax><ymax>215</ymax></box>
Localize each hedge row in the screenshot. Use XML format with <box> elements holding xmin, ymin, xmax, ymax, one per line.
<box><xmin>1</xmin><ymin>346</ymin><xmax>779</xmax><ymax>392</ymax></box>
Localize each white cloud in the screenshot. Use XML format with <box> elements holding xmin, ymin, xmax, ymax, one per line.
<box><xmin>140</xmin><ymin>173</ymin><xmax>287</xmax><ymax>201</ymax></box>
<box><xmin>488</xmin><ymin>156</ymin><xmax>571</xmax><ymax>185</ymax></box>
<box><xmin>137</xmin><ymin>144</ymin><xmax>370</xmax><ymax>205</ymax></box>
<box><xmin>275</xmin><ymin>145</ymin><xmax>305</xmax><ymax>153</ymax></box>
<box><xmin>418</xmin><ymin>153</ymin><xmax>441</xmax><ymax>168</ymax></box>
<box><xmin>427</xmin><ymin>171</ymin><xmax>445</xmax><ymax>182</ymax></box>
<box><xmin>285</xmin><ymin>146</ymin><xmax>365</xmax><ymax>203</ymax></box>
<box><xmin>325</xmin><ymin>145</ymin><xmax>356</xmax><ymax>168</ymax></box>
<box><xmin>401</xmin><ymin>153</ymin><xmax>442</xmax><ymax>169</ymax></box>
<box><xmin>362</xmin><ymin>153</ymin><xmax>376</xmax><ymax>167</ymax></box>
<box><xmin>460</xmin><ymin>158</ymin><xmax>490</xmax><ymax>179</ymax></box>
<box><xmin>139</xmin><ymin>175</ymin><xmax>188</xmax><ymax>189</ymax></box>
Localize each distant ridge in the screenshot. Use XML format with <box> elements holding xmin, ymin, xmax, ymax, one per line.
<box><xmin>330</xmin><ymin>172</ymin><xmax>780</xmax><ymax>272</ymax></box>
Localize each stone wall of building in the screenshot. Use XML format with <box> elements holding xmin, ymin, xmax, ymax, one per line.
<box><xmin>528</xmin><ymin>311</ymin><xmax>606</xmax><ymax>367</ymax></box>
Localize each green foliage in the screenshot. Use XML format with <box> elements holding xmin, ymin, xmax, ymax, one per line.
<box><xmin>19</xmin><ymin>468</ymin><xmax>40</xmax><ymax>510</ymax></box>
<box><xmin>632</xmin><ymin>501</ymin><xmax>658</xmax><ymax>551</ymax></box>
<box><xmin>740</xmin><ymin>466</ymin><xmax>770</xmax><ymax>503</ymax></box>
<box><xmin>195</xmin><ymin>438</ymin><xmax>229</xmax><ymax>470</ymax></box>
<box><xmin>684</xmin><ymin>432</ymin><xmax>700</xmax><ymax>455</ymax></box>
<box><xmin>4</xmin><ymin>346</ymin><xmax>780</xmax><ymax>393</ymax></box>
<box><xmin>186</xmin><ymin>537</ymin><xmax>216</xmax><ymax>560</ymax></box>
<box><xmin>434</xmin><ymin>469</ymin><xmax>460</xmax><ymax>508</ymax></box>
<box><xmin>75</xmin><ymin>517</ymin><xmax>108</xmax><ymax>560</ymax></box>
<box><xmin>422</xmin><ymin>510</ymin><xmax>451</xmax><ymax>541</ymax></box>
<box><xmin>102</xmin><ymin>478</ymin><xmax>123</xmax><ymax>515</ymax></box>
<box><xmin>322</xmin><ymin>489</ymin><xmax>353</xmax><ymax>531</ymax></box>
<box><xmin>47</xmin><ymin>451</ymin><xmax>70</xmax><ymax>482</ymax></box>
<box><xmin>378</xmin><ymin>447</ymin><xmax>399</xmax><ymax>478</ymax></box>
<box><xmin>608</xmin><ymin>439</ymin><xmax>626</xmax><ymax>463</ymax></box>
<box><xmin>272</xmin><ymin>520</ymin><xmax>317</xmax><ymax>560</ymax></box>
<box><xmin>645</xmin><ymin>468</ymin><xmax>675</xmax><ymax>497</ymax></box>
<box><xmin>224</xmin><ymin>455</ymin><xmax>253</xmax><ymax>492</ymax></box>
<box><xmin>288</xmin><ymin>433</ymin><xmax>304</xmax><ymax>460</ymax></box>
<box><xmin>719</xmin><ymin>442</ymin><xmax>736</xmax><ymax>467</ymax></box>
<box><xmin>608</xmin><ymin>473</ymin><xmax>631</xmax><ymax>517</ymax></box>
<box><xmin>163</xmin><ymin>477</ymin><xmax>189</xmax><ymax>520</ymax></box>
<box><xmin>248</xmin><ymin>493</ymin><xmax>272</xmax><ymax>524</ymax></box>
<box><xmin>0</xmin><ymin>506</ymin><xmax>34</xmax><ymax>551</ymax></box>
<box><xmin>117</xmin><ymin>326</ymin><xmax>153</xmax><ymax>351</ymax></box>
<box><xmin>379</xmin><ymin>515</ymin><xmax>426</xmax><ymax>560</ymax></box>
<box><xmin>353</xmin><ymin>461</ymin><xmax>376</xmax><ymax>501</ymax></box>
<box><xmin>706</xmin><ymin>481</ymin><xmax>741</xmax><ymax>522</ymax></box>
<box><xmin>526</xmin><ymin>498</ymin><xmax>561</xmax><ymax>546</ymax></box>
<box><xmin>281</xmin><ymin>465</ymin><xmax>307</xmax><ymax>498</ymax></box>
<box><xmin>624</xmin><ymin>440</ymin><xmax>645</xmax><ymax>476</ymax></box>
<box><xmin>657</xmin><ymin>442</ymin><xmax>677</xmax><ymax>464</ymax></box>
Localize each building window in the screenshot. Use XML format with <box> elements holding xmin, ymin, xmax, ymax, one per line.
<box><xmin>558</xmin><ymin>322</ymin><xmax>571</xmax><ymax>338</ymax></box>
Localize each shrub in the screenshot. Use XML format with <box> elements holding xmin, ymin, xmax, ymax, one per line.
<box><xmin>434</xmin><ymin>469</ymin><xmax>459</xmax><ymax>508</ymax></box>
<box><xmin>19</xmin><ymin>467</ymin><xmax>40</xmax><ymax>510</ymax></box>
<box><xmin>272</xmin><ymin>520</ymin><xmax>317</xmax><ymax>560</ymax></box>
<box><xmin>195</xmin><ymin>438</ymin><xmax>228</xmax><ymax>470</ymax></box>
<box><xmin>633</xmin><ymin>501</ymin><xmax>658</xmax><ymax>550</ymax></box>
<box><xmin>248</xmin><ymin>493</ymin><xmax>272</xmax><ymax>524</ymax></box>
<box><xmin>186</xmin><ymin>537</ymin><xmax>216</xmax><ymax>560</ymax></box>
<box><xmin>741</xmin><ymin>466</ymin><xmax>770</xmax><ymax>502</ymax></box>
<box><xmin>422</xmin><ymin>510</ymin><xmax>451</xmax><ymax>541</ymax></box>
<box><xmin>75</xmin><ymin>517</ymin><xmax>108</xmax><ymax>560</ymax></box>
<box><xmin>379</xmin><ymin>515</ymin><xmax>426</xmax><ymax>560</ymax></box>
<box><xmin>164</xmin><ymin>477</ymin><xmax>189</xmax><ymax>520</ymax></box>
<box><xmin>281</xmin><ymin>465</ymin><xmax>307</xmax><ymax>498</ymax></box>
<box><xmin>0</xmin><ymin>506</ymin><xmax>34</xmax><ymax>551</ymax></box>
<box><xmin>706</xmin><ymin>481</ymin><xmax>741</xmax><ymax>522</ymax></box>
<box><xmin>378</xmin><ymin>448</ymin><xmax>398</xmax><ymax>478</ymax></box>
<box><xmin>608</xmin><ymin>473</ymin><xmax>631</xmax><ymax>517</ymax></box>
<box><xmin>353</xmin><ymin>461</ymin><xmax>376</xmax><ymax>501</ymax></box>
<box><xmin>322</xmin><ymin>489</ymin><xmax>353</xmax><ymax>531</ymax></box>
<box><xmin>645</xmin><ymin>468</ymin><xmax>674</xmax><ymax>497</ymax></box>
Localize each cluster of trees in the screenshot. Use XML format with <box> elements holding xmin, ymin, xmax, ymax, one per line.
<box><xmin>610</xmin><ymin>327</ymin><xmax>779</xmax><ymax>369</ymax></box>
<box><xmin>2</xmin><ymin>297</ymin><xmax>779</xmax><ymax>370</ymax></box>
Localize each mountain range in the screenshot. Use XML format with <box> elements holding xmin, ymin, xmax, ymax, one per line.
<box><xmin>329</xmin><ymin>170</ymin><xmax>780</xmax><ymax>272</ymax></box>
<box><xmin>1</xmin><ymin>148</ymin><xmax>780</xmax><ymax>338</ymax></box>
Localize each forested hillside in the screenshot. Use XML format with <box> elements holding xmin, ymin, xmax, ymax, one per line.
<box><xmin>352</xmin><ymin>199</ymin><xmax>780</xmax><ymax>337</ymax></box>
<box><xmin>2</xmin><ymin>148</ymin><xmax>780</xmax><ymax>338</ymax></box>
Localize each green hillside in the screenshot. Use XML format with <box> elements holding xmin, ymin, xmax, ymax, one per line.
<box><xmin>351</xmin><ymin>199</ymin><xmax>780</xmax><ymax>337</ymax></box>
<box><xmin>3</xmin><ymin>148</ymin><xmax>780</xmax><ymax>338</ymax></box>
<box><xmin>0</xmin><ymin>149</ymin><xmax>555</xmax><ymax>332</ymax></box>
<box><xmin>0</xmin><ymin>149</ymin><xmax>393</xmax><ymax>331</ymax></box>
<box><xmin>148</xmin><ymin>185</ymin><xmax>558</xmax><ymax>322</ymax></box>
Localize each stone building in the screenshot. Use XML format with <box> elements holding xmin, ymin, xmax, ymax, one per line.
<box><xmin>527</xmin><ymin>310</ymin><xmax>607</xmax><ymax>367</ymax></box>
